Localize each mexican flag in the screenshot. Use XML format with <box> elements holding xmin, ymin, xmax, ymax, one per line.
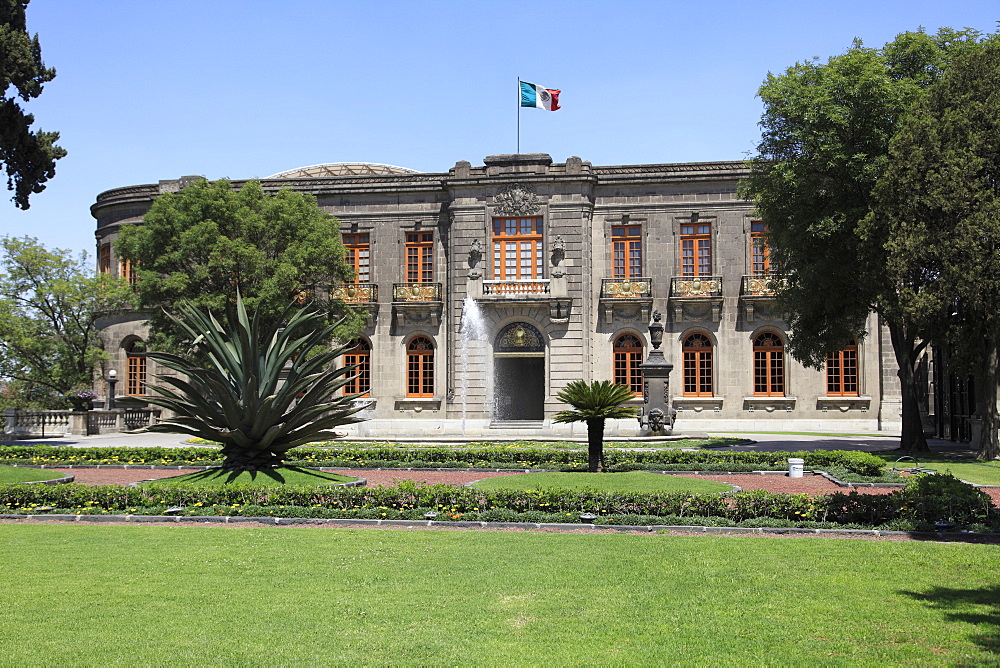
<box><xmin>520</xmin><ymin>81</ymin><xmax>561</xmax><ymax>111</ymax></box>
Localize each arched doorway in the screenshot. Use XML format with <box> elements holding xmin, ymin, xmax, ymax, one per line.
<box><xmin>493</xmin><ymin>322</ymin><xmax>545</xmax><ymax>421</ymax></box>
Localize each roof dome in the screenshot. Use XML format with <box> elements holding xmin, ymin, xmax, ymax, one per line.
<box><xmin>266</xmin><ymin>162</ymin><xmax>421</xmax><ymax>178</ymax></box>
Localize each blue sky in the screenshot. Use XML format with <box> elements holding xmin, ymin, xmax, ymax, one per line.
<box><xmin>3</xmin><ymin>0</ymin><xmax>997</xmax><ymax>257</ymax></box>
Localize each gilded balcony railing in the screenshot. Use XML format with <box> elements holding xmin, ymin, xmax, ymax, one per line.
<box><xmin>741</xmin><ymin>275</ymin><xmax>785</xmax><ymax>296</ymax></box>
<box><xmin>332</xmin><ymin>283</ymin><xmax>378</xmax><ymax>304</ymax></box>
<box><xmin>600</xmin><ymin>277</ymin><xmax>652</xmax><ymax>299</ymax></box>
<box><xmin>483</xmin><ymin>279</ymin><xmax>550</xmax><ymax>296</ymax></box>
<box><xmin>392</xmin><ymin>282</ymin><xmax>442</xmax><ymax>302</ymax></box>
<box><xmin>670</xmin><ymin>276</ymin><xmax>722</xmax><ymax>298</ymax></box>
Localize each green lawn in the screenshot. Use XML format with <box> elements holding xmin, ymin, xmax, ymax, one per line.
<box><xmin>0</xmin><ymin>525</ymin><xmax>996</xmax><ymax>665</ymax></box>
<box><xmin>932</xmin><ymin>461</ymin><xmax>1000</xmax><ymax>485</ymax></box>
<box><xmin>876</xmin><ymin>455</ymin><xmax>1000</xmax><ymax>486</ymax></box>
<box><xmin>472</xmin><ymin>471</ymin><xmax>733</xmax><ymax>494</ymax></box>
<box><xmin>142</xmin><ymin>466</ymin><xmax>357</xmax><ymax>487</ymax></box>
<box><xmin>0</xmin><ymin>465</ymin><xmax>64</xmax><ymax>484</ymax></box>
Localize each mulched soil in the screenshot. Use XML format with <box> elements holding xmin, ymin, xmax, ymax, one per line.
<box><xmin>42</xmin><ymin>467</ymin><xmax>1000</xmax><ymax>505</ymax></box>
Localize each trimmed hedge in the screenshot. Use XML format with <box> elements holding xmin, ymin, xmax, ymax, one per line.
<box><xmin>0</xmin><ymin>445</ymin><xmax>889</xmax><ymax>476</ymax></box>
<box><xmin>2</xmin><ymin>474</ymin><xmax>995</xmax><ymax>531</ymax></box>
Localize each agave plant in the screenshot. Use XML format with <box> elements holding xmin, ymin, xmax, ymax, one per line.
<box><xmin>134</xmin><ymin>295</ymin><xmax>365</xmax><ymax>471</ymax></box>
<box><xmin>553</xmin><ymin>380</ymin><xmax>639</xmax><ymax>472</ymax></box>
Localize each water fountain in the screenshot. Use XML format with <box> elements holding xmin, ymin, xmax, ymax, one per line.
<box><xmin>459</xmin><ymin>295</ymin><xmax>489</xmax><ymax>435</ymax></box>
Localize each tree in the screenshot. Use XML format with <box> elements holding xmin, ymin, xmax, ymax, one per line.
<box><xmin>133</xmin><ymin>295</ymin><xmax>365</xmax><ymax>471</ymax></box>
<box><xmin>0</xmin><ymin>0</ymin><xmax>65</xmax><ymax>209</ymax></box>
<box><xmin>115</xmin><ymin>178</ymin><xmax>363</xmax><ymax>351</ymax></box>
<box><xmin>553</xmin><ymin>380</ymin><xmax>638</xmax><ymax>472</ymax></box>
<box><xmin>739</xmin><ymin>28</ymin><xmax>986</xmax><ymax>452</ymax></box>
<box><xmin>0</xmin><ymin>236</ymin><xmax>134</xmax><ymax>407</ymax></box>
<box><xmin>879</xmin><ymin>39</ymin><xmax>1000</xmax><ymax>460</ymax></box>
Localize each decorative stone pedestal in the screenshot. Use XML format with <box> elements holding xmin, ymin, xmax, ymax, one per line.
<box><xmin>637</xmin><ymin>311</ymin><xmax>676</xmax><ymax>436</ymax></box>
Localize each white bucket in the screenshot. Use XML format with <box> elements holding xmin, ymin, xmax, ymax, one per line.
<box><xmin>788</xmin><ymin>458</ymin><xmax>804</xmax><ymax>478</ymax></box>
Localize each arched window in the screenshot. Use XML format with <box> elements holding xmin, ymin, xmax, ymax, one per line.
<box><xmin>613</xmin><ymin>334</ymin><xmax>644</xmax><ymax>395</ymax></box>
<box><xmin>753</xmin><ymin>332</ymin><xmax>785</xmax><ymax>396</ymax></box>
<box><xmin>683</xmin><ymin>333</ymin><xmax>713</xmax><ymax>397</ymax></box>
<box><xmin>406</xmin><ymin>336</ymin><xmax>434</xmax><ymax>398</ymax></box>
<box><xmin>343</xmin><ymin>340</ymin><xmax>371</xmax><ymax>397</ymax></box>
<box><xmin>827</xmin><ymin>340</ymin><xmax>859</xmax><ymax>396</ymax></box>
<box><xmin>125</xmin><ymin>340</ymin><xmax>147</xmax><ymax>396</ymax></box>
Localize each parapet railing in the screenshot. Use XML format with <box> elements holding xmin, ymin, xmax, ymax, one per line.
<box><xmin>331</xmin><ymin>283</ymin><xmax>379</xmax><ymax>304</ymax></box>
<box><xmin>3</xmin><ymin>410</ymin><xmax>71</xmax><ymax>438</ymax></box>
<box><xmin>4</xmin><ymin>407</ymin><xmax>161</xmax><ymax>438</ymax></box>
<box><xmin>392</xmin><ymin>282</ymin><xmax>442</xmax><ymax>302</ymax></box>
<box><xmin>482</xmin><ymin>279</ymin><xmax>551</xmax><ymax>296</ymax></box>
<box><xmin>741</xmin><ymin>275</ymin><xmax>787</xmax><ymax>297</ymax></box>
<box><xmin>600</xmin><ymin>277</ymin><xmax>652</xmax><ymax>299</ymax></box>
<box><xmin>670</xmin><ymin>276</ymin><xmax>723</xmax><ymax>298</ymax></box>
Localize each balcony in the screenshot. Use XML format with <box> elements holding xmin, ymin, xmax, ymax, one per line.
<box><xmin>392</xmin><ymin>282</ymin><xmax>443</xmax><ymax>326</ymax></box>
<box><xmin>483</xmin><ymin>279</ymin><xmax>551</xmax><ymax>296</ymax></box>
<box><xmin>332</xmin><ymin>282</ymin><xmax>378</xmax><ymax>304</ymax></box>
<box><xmin>599</xmin><ymin>277</ymin><xmax>652</xmax><ymax>325</ymax></box>
<box><xmin>740</xmin><ymin>275</ymin><xmax>785</xmax><ymax>321</ymax></box>
<box><xmin>669</xmin><ymin>276</ymin><xmax>722</xmax><ymax>322</ymax></box>
<box><xmin>332</xmin><ymin>283</ymin><xmax>378</xmax><ymax>326</ymax></box>
<box><xmin>472</xmin><ymin>278</ymin><xmax>570</xmax><ymax>324</ymax></box>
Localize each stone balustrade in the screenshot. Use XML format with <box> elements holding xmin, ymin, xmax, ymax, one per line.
<box><xmin>4</xmin><ymin>407</ymin><xmax>161</xmax><ymax>438</ymax></box>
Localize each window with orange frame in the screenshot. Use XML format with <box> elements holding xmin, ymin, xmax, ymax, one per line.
<box><xmin>682</xmin><ymin>333</ymin><xmax>714</xmax><ymax>397</ymax></box>
<box><xmin>680</xmin><ymin>223</ymin><xmax>712</xmax><ymax>277</ymax></box>
<box><xmin>611</xmin><ymin>225</ymin><xmax>642</xmax><ymax>279</ymax></box>
<box><xmin>753</xmin><ymin>332</ymin><xmax>785</xmax><ymax>396</ymax></box>
<box><xmin>492</xmin><ymin>217</ymin><xmax>544</xmax><ymax>280</ymax></box>
<box><xmin>406</xmin><ymin>336</ymin><xmax>434</xmax><ymax>397</ymax></box>
<box><xmin>342</xmin><ymin>233</ymin><xmax>371</xmax><ymax>283</ymax></box>
<box><xmin>750</xmin><ymin>221</ymin><xmax>770</xmax><ymax>276</ymax></box>
<box><xmin>826</xmin><ymin>340</ymin><xmax>859</xmax><ymax>396</ymax></box>
<box><xmin>343</xmin><ymin>340</ymin><xmax>371</xmax><ymax>397</ymax></box>
<box><xmin>99</xmin><ymin>244</ymin><xmax>112</xmax><ymax>275</ymax></box>
<box><xmin>613</xmin><ymin>333</ymin><xmax>644</xmax><ymax>395</ymax></box>
<box><xmin>125</xmin><ymin>340</ymin><xmax>147</xmax><ymax>396</ymax></box>
<box><xmin>406</xmin><ymin>232</ymin><xmax>433</xmax><ymax>283</ymax></box>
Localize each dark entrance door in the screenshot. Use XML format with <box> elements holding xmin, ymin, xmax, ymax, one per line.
<box><xmin>492</xmin><ymin>322</ymin><xmax>546</xmax><ymax>422</ymax></box>
<box><xmin>494</xmin><ymin>357</ymin><xmax>545</xmax><ymax>421</ymax></box>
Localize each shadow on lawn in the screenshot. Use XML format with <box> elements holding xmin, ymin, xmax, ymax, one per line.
<box><xmin>172</xmin><ymin>466</ymin><xmax>335</xmax><ymax>485</ymax></box>
<box><xmin>900</xmin><ymin>584</ymin><xmax>1000</xmax><ymax>655</ymax></box>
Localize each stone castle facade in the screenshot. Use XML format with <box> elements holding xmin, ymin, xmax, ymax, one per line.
<box><xmin>92</xmin><ymin>154</ymin><xmax>902</xmax><ymax>437</ymax></box>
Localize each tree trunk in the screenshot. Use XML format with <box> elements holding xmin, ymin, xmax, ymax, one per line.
<box><xmin>888</xmin><ymin>320</ymin><xmax>930</xmax><ymax>452</ymax></box>
<box><xmin>587</xmin><ymin>418</ymin><xmax>606</xmax><ymax>472</ymax></box>
<box><xmin>977</xmin><ymin>337</ymin><xmax>1000</xmax><ymax>461</ymax></box>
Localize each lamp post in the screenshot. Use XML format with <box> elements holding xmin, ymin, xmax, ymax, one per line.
<box><xmin>637</xmin><ymin>311</ymin><xmax>675</xmax><ymax>435</ymax></box>
<box><xmin>107</xmin><ymin>369</ymin><xmax>118</xmax><ymax>410</ymax></box>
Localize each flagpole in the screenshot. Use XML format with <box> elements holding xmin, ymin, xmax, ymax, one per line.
<box><xmin>517</xmin><ymin>77</ymin><xmax>521</xmax><ymax>155</ymax></box>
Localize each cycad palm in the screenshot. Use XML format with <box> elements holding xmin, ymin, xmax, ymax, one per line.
<box><xmin>134</xmin><ymin>295</ymin><xmax>365</xmax><ymax>471</ymax></box>
<box><xmin>554</xmin><ymin>380</ymin><xmax>639</xmax><ymax>472</ymax></box>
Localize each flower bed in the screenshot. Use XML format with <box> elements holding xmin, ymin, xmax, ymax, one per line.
<box><xmin>1</xmin><ymin>473</ymin><xmax>996</xmax><ymax>533</ymax></box>
<box><xmin>0</xmin><ymin>445</ymin><xmax>889</xmax><ymax>476</ymax></box>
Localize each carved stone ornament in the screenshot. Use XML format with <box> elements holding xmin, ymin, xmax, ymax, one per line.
<box><xmin>468</xmin><ymin>239</ymin><xmax>482</xmax><ymax>268</ymax></box>
<box><xmin>495</xmin><ymin>322</ymin><xmax>545</xmax><ymax>352</ymax></box>
<box><xmin>493</xmin><ymin>183</ymin><xmax>540</xmax><ymax>216</ymax></box>
<box><xmin>551</xmin><ymin>235</ymin><xmax>565</xmax><ymax>265</ymax></box>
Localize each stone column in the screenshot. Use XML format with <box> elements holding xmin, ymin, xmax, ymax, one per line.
<box><xmin>69</xmin><ymin>411</ymin><xmax>89</xmax><ymax>436</ymax></box>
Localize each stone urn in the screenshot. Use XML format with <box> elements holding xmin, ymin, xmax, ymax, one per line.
<box><xmin>68</xmin><ymin>396</ymin><xmax>94</xmax><ymax>411</ymax></box>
